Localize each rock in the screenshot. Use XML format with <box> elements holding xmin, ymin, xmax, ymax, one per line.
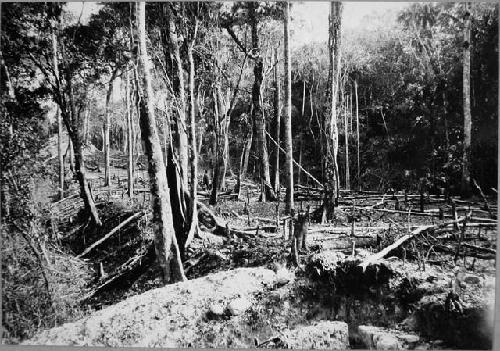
<box><xmin>283</xmin><ymin>321</ymin><xmax>348</xmax><ymax>349</ymax></box>
<box><xmin>398</xmin><ymin>334</ymin><xmax>420</xmax><ymax>348</ymax></box>
<box><xmin>358</xmin><ymin>325</ymin><xmax>382</xmax><ymax>348</ymax></box>
<box><xmin>275</xmin><ymin>267</ymin><xmax>293</xmax><ymax>287</ymax></box>
<box><xmin>358</xmin><ymin>325</ymin><xmax>408</xmax><ymax>350</ymax></box>
<box><xmin>208</xmin><ymin>303</ymin><xmax>225</xmax><ymax>317</ymax></box>
<box><xmin>226</xmin><ymin>297</ymin><xmax>252</xmax><ymax>316</ymax></box>
<box><xmin>374</xmin><ymin>334</ymin><xmax>399</xmax><ymax>350</ymax></box>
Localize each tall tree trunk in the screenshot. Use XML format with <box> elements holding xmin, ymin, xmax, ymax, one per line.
<box><xmin>57</xmin><ymin>106</ymin><xmax>64</xmax><ymax>200</ymax></box>
<box><xmin>272</xmin><ymin>48</ymin><xmax>281</xmax><ymax>193</ymax></box>
<box><xmin>283</xmin><ymin>1</ymin><xmax>294</xmax><ymax>213</ymax></box>
<box><xmin>344</xmin><ymin>94</ymin><xmax>350</xmax><ymax>190</ymax></box>
<box><xmin>186</xmin><ymin>37</ymin><xmax>198</xmax><ymax>248</ymax></box>
<box><xmin>322</xmin><ymin>1</ymin><xmax>342</xmax><ymax>223</ymax></box>
<box><xmin>220</xmin><ymin>114</ymin><xmax>230</xmax><ymax>191</ymax></box>
<box><xmin>355</xmin><ymin>79</ymin><xmax>360</xmax><ymax>191</ymax></box>
<box><xmin>461</xmin><ymin>3</ymin><xmax>472</xmax><ymax>197</ymax></box>
<box><xmin>297</xmin><ymin>80</ymin><xmax>306</xmax><ymax>185</ymax></box>
<box><xmin>104</xmin><ymin>69</ymin><xmax>118</xmax><ymax>186</ymax></box>
<box><xmin>241</xmin><ymin>128</ymin><xmax>253</xmax><ymax>181</ymax></box>
<box><xmin>249</xmin><ymin>2</ymin><xmax>274</xmax><ymax>202</ymax></box>
<box><xmin>136</xmin><ymin>2</ymin><xmax>185</xmax><ymax>284</ymax></box>
<box><xmin>68</xmin><ymin>137</ymin><xmax>74</xmax><ymax>173</ymax></box>
<box><xmin>83</xmin><ymin>104</ymin><xmax>90</xmax><ymax>146</ymax></box>
<box><xmin>210</xmin><ymin>89</ymin><xmax>220</xmax><ymax>205</ymax></box>
<box><xmin>70</xmin><ymin>132</ymin><xmax>101</xmax><ymax>226</ymax></box>
<box><xmin>164</xmin><ymin>4</ymin><xmax>189</xmax><ymax>190</ymax></box>
<box><xmin>126</xmin><ymin>68</ymin><xmax>134</xmax><ymax>198</ymax></box>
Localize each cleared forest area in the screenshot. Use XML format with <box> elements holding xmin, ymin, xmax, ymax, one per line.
<box><xmin>1</xmin><ymin>2</ymin><xmax>498</xmax><ymax>349</ymax></box>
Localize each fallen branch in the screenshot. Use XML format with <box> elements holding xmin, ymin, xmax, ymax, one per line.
<box><xmin>77</xmin><ymin>211</ymin><xmax>146</xmax><ymax>258</ymax></box>
<box><xmin>359</xmin><ymin>216</ymin><xmax>468</xmax><ymax>271</ymax></box>
<box><xmin>473</xmin><ymin>179</ymin><xmax>495</xmax><ymax>219</ymax></box>
<box><xmin>265</xmin><ymin>130</ymin><xmax>324</xmax><ymax>189</ymax></box>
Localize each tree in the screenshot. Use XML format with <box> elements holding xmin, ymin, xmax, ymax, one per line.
<box><xmin>221</xmin><ymin>2</ymin><xmax>281</xmax><ymax>202</ymax></box>
<box><xmin>322</xmin><ymin>1</ymin><xmax>342</xmax><ymax>223</ymax></box>
<box><xmin>272</xmin><ymin>47</ymin><xmax>281</xmax><ymax>194</ymax></box>
<box><xmin>135</xmin><ymin>1</ymin><xmax>185</xmax><ymax>284</ymax></box>
<box><xmin>103</xmin><ymin>67</ymin><xmax>119</xmax><ymax>186</ymax></box>
<box><xmin>125</xmin><ymin>67</ymin><xmax>134</xmax><ymax>198</ymax></box>
<box><xmin>283</xmin><ymin>1</ymin><xmax>294</xmax><ymax>213</ymax></box>
<box><xmin>186</xmin><ymin>8</ymin><xmax>199</xmax><ymax>247</ymax></box>
<box><xmin>461</xmin><ymin>2</ymin><xmax>472</xmax><ymax>196</ymax></box>
<box><xmin>162</xmin><ymin>3</ymin><xmax>189</xmax><ymax>191</ymax></box>
<box><xmin>354</xmin><ymin>79</ymin><xmax>360</xmax><ymax>190</ymax></box>
<box><xmin>45</xmin><ymin>4</ymin><xmax>102</xmax><ymax>225</ymax></box>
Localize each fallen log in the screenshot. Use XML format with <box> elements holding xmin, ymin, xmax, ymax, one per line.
<box><xmin>197</xmin><ymin>201</ymin><xmax>265</xmax><ymax>239</ymax></box>
<box><xmin>80</xmin><ymin>245</ymin><xmax>154</xmax><ymax>302</ymax></box>
<box><xmin>427</xmin><ymin>243</ymin><xmax>496</xmax><ymax>260</ymax></box>
<box><xmin>462</xmin><ymin>243</ymin><xmax>496</xmax><ymax>255</ymax></box>
<box><xmin>77</xmin><ymin>211</ymin><xmax>146</xmax><ymax>258</ymax></box>
<box><xmin>308</xmin><ymin>226</ymin><xmax>389</xmax><ymax>234</ymax></box>
<box><xmin>359</xmin><ymin>216</ymin><xmax>468</xmax><ymax>271</ymax></box>
<box><xmin>355</xmin><ymin>206</ymin><xmax>495</xmax><ymax>223</ymax></box>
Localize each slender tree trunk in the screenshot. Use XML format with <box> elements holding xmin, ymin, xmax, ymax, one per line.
<box><xmin>186</xmin><ymin>39</ymin><xmax>198</xmax><ymax>248</ymax></box>
<box><xmin>136</xmin><ymin>2</ymin><xmax>185</xmax><ymax>284</ymax></box>
<box><xmin>104</xmin><ymin>70</ymin><xmax>117</xmax><ymax>186</ymax></box>
<box><xmin>220</xmin><ymin>115</ymin><xmax>230</xmax><ymax>190</ymax></box>
<box><xmin>322</xmin><ymin>1</ymin><xmax>342</xmax><ymax>223</ymax></box>
<box><xmin>297</xmin><ymin>80</ymin><xmax>306</xmax><ymax>185</ymax></box>
<box><xmin>344</xmin><ymin>94</ymin><xmax>350</xmax><ymax>190</ymax></box>
<box><xmin>165</xmin><ymin>4</ymin><xmax>188</xmax><ymax>190</ymax></box>
<box><xmin>249</xmin><ymin>2</ymin><xmax>274</xmax><ymax>202</ymax></box>
<box><xmin>210</xmin><ymin>89</ymin><xmax>220</xmax><ymax>205</ymax></box>
<box><xmin>355</xmin><ymin>79</ymin><xmax>360</xmax><ymax>191</ymax></box>
<box><xmin>68</xmin><ymin>137</ymin><xmax>74</xmax><ymax>173</ymax></box>
<box><xmin>241</xmin><ymin>129</ymin><xmax>253</xmax><ymax>181</ymax></box>
<box><xmin>461</xmin><ymin>2</ymin><xmax>472</xmax><ymax>197</ymax></box>
<box><xmin>218</xmin><ymin>87</ymin><xmax>231</xmax><ymax>191</ymax></box>
<box><xmin>284</xmin><ymin>1</ymin><xmax>294</xmax><ymax>213</ymax></box>
<box><xmin>83</xmin><ymin>104</ymin><xmax>90</xmax><ymax>146</ymax></box>
<box><xmin>126</xmin><ymin>68</ymin><xmax>134</xmax><ymax>197</ymax></box>
<box><xmin>272</xmin><ymin>48</ymin><xmax>281</xmax><ymax>194</ymax></box>
<box><xmin>70</xmin><ymin>133</ymin><xmax>101</xmax><ymax>226</ymax></box>
<box><xmin>57</xmin><ymin>106</ymin><xmax>64</xmax><ymax>200</ymax></box>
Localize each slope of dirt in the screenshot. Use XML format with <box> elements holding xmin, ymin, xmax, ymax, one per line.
<box><xmin>22</xmin><ymin>267</ymin><xmax>348</xmax><ymax>349</ymax></box>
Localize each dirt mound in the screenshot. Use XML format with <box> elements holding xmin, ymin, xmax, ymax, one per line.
<box><xmin>23</xmin><ymin>268</ymin><xmax>277</xmax><ymax>347</ymax></box>
<box><xmin>23</xmin><ymin>266</ymin><xmax>354</xmax><ymax>348</ymax></box>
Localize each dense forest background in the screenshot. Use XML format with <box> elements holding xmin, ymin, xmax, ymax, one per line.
<box><xmin>1</xmin><ymin>1</ymin><xmax>498</xmax><ymax>343</ymax></box>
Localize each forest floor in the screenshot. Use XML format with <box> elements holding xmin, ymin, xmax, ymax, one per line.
<box><xmin>22</xmin><ymin>142</ymin><xmax>497</xmax><ymax>349</ymax></box>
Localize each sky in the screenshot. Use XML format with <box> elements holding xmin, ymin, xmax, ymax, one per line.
<box><xmin>64</xmin><ymin>1</ymin><xmax>411</xmax><ymax>103</ymax></box>
<box><xmin>66</xmin><ymin>1</ymin><xmax>410</xmax><ymax>41</ymax></box>
<box><xmin>291</xmin><ymin>2</ymin><xmax>410</xmax><ymax>47</ymax></box>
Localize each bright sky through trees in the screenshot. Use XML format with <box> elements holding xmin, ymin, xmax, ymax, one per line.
<box><xmin>66</xmin><ymin>1</ymin><xmax>410</xmax><ymax>48</ymax></box>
